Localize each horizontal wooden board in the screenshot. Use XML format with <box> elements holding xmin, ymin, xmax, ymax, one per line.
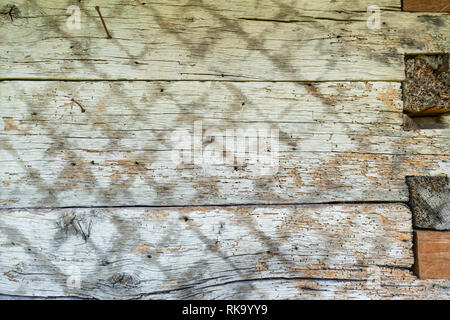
<box><xmin>414</xmin><ymin>231</ymin><xmax>450</xmax><ymax>279</ymax></box>
<box><xmin>0</xmin><ymin>204</ymin><xmax>448</xmax><ymax>299</ymax></box>
<box><xmin>0</xmin><ymin>81</ymin><xmax>449</xmax><ymax>208</ymax></box>
<box><xmin>0</xmin><ymin>0</ymin><xmax>448</xmax><ymax>81</ymax></box>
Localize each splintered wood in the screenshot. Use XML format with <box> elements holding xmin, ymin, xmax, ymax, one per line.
<box><xmin>0</xmin><ymin>0</ymin><xmax>449</xmax><ymax>299</ymax></box>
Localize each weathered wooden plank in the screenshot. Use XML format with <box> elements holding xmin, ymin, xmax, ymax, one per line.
<box><xmin>1</xmin><ymin>277</ymin><xmax>450</xmax><ymax>300</ymax></box>
<box><xmin>0</xmin><ymin>204</ymin><xmax>448</xmax><ymax>299</ymax></box>
<box><xmin>0</xmin><ymin>0</ymin><xmax>448</xmax><ymax>81</ymax></box>
<box><xmin>407</xmin><ymin>176</ymin><xmax>450</xmax><ymax>230</ymax></box>
<box><xmin>414</xmin><ymin>231</ymin><xmax>450</xmax><ymax>279</ymax></box>
<box><xmin>403</xmin><ymin>0</ymin><xmax>450</xmax><ymax>12</ymax></box>
<box><xmin>0</xmin><ymin>81</ymin><xmax>448</xmax><ymax>208</ymax></box>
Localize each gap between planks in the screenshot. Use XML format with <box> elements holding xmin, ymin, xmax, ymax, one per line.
<box><xmin>0</xmin><ymin>79</ymin><xmax>408</xmax><ymax>83</ymax></box>
<box><xmin>1</xmin><ymin>200</ymin><xmax>409</xmax><ymax>211</ymax></box>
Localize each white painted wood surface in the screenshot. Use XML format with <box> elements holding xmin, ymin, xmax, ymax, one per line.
<box><xmin>0</xmin><ymin>204</ymin><xmax>448</xmax><ymax>299</ymax></box>
<box><xmin>0</xmin><ymin>81</ymin><xmax>448</xmax><ymax>208</ymax></box>
<box><xmin>0</xmin><ymin>0</ymin><xmax>448</xmax><ymax>80</ymax></box>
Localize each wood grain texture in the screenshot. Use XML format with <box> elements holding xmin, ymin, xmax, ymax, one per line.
<box><xmin>1</xmin><ymin>0</ymin><xmax>449</xmax><ymax>300</ymax></box>
<box><xmin>403</xmin><ymin>54</ymin><xmax>450</xmax><ymax>116</ymax></box>
<box><xmin>0</xmin><ymin>81</ymin><xmax>448</xmax><ymax>208</ymax></box>
<box><xmin>0</xmin><ymin>0</ymin><xmax>448</xmax><ymax>81</ymax></box>
<box><xmin>414</xmin><ymin>231</ymin><xmax>450</xmax><ymax>279</ymax></box>
<box><xmin>0</xmin><ymin>204</ymin><xmax>448</xmax><ymax>299</ymax></box>
<box><xmin>407</xmin><ymin>176</ymin><xmax>450</xmax><ymax>230</ymax></box>
<box><xmin>403</xmin><ymin>0</ymin><xmax>450</xmax><ymax>12</ymax></box>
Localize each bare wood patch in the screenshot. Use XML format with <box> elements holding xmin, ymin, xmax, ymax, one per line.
<box><xmin>403</xmin><ymin>0</ymin><xmax>450</xmax><ymax>12</ymax></box>
<box><xmin>414</xmin><ymin>230</ymin><xmax>450</xmax><ymax>279</ymax></box>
